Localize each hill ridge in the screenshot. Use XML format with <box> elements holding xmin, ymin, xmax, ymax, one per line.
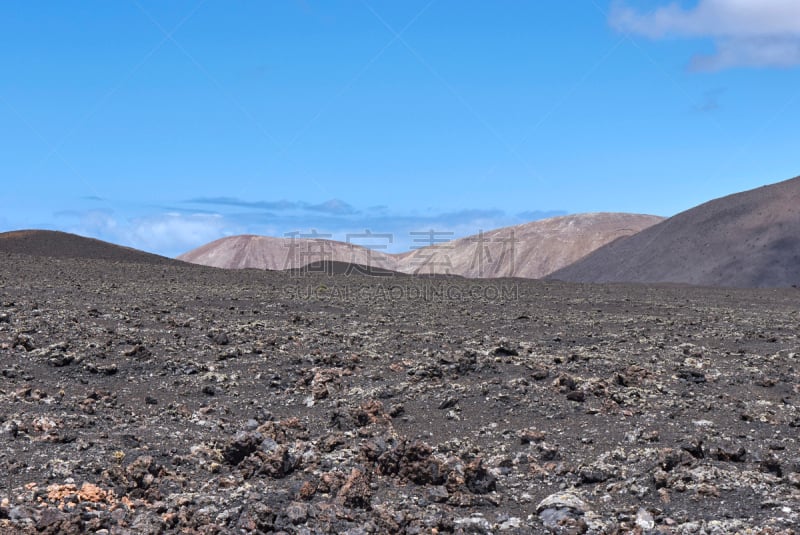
<box><xmin>0</xmin><ymin>230</ymin><xmax>179</xmax><ymax>265</ymax></box>
<box><xmin>178</xmin><ymin>212</ymin><xmax>664</xmax><ymax>278</ymax></box>
<box><xmin>549</xmin><ymin>176</ymin><xmax>800</xmax><ymax>288</ymax></box>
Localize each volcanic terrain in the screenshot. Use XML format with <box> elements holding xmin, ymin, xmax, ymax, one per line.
<box><xmin>395</xmin><ymin>213</ymin><xmax>663</xmax><ymax>278</ymax></box>
<box><xmin>1</xmin><ymin>236</ymin><xmax>798</xmax><ymax>533</ymax></box>
<box><xmin>178</xmin><ymin>235</ymin><xmax>396</xmax><ymax>273</ymax></box>
<box><xmin>178</xmin><ymin>213</ymin><xmax>664</xmax><ymax>280</ymax></box>
<box><xmin>550</xmin><ymin>176</ymin><xmax>800</xmax><ymax>288</ymax></box>
<box><xmin>0</xmin><ymin>230</ymin><xmax>176</xmax><ymax>265</ymax></box>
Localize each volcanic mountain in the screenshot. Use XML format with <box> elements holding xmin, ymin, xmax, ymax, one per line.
<box><xmin>395</xmin><ymin>213</ymin><xmax>663</xmax><ymax>278</ymax></box>
<box><xmin>178</xmin><ymin>213</ymin><xmax>663</xmax><ymax>278</ymax></box>
<box><xmin>0</xmin><ymin>230</ymin><xmax>177</xmax><ymax>265</ymax></box>
<box><xmin>550</xmin><ymin>176</ymin><xmax>800</xmax><ymax>288</ymax></box>
<box><xmin>177</xmin><ymin>235</ymin><xmax>399</xmax><ymax>272</ymax></box>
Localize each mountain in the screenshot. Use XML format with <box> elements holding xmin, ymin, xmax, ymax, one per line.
<box><xmin>178</xmin><ymin>213</ymin><xmax>663</xmax><ymax>278</ymax></box>
<box><xmin>0</xmin><ymin>230</ymin><xmax>177</xmax><ymax>265</ymax></box>
<box><xmin>395</xmin><ymin>213</ymin><xmax>663</xmax><ymax>278</ymax></box>
<box><xmin>550</xmin><ymin>176</ymin><xmax>800</xmax><ymax>288</ymax></box>
<box><xmin>177</xmin><ymin>235</ymin><xmax>398</xmax><ymax>272</ymax></box>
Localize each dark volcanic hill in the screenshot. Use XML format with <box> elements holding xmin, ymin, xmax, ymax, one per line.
<box><xmin>0</xmin><ymin>230</ymin><xmax>177</xmax><ymax>265</ymax></box>
<box><xmin>550</xmin><ymin>176</ymin><xmax>800</xmax><ymax>288</ymax></box>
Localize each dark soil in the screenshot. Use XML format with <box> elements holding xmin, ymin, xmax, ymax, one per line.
<box><xmin>0</xmin><ymin>252</ymin><xmax>798</xmax><ymax>533</ymax></box>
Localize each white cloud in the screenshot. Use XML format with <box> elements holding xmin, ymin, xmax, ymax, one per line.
<box><xmin>611</xmin><ymin>0</ymin><xmax>800</xmax><ymax>69</ymax></box>
<box><xmin>49</xmin><ymin>204</ymin><xmax>567</xmax><ymax>256</ymax></box>
<box><xmin>692</xmin><ymin>37</ymin><xmax>800</xmax><ymax>70</ymax></box>
<box><xmin>124</xmin><ymin>213</ymin><xmax>234</xmax><ymax>257</ymax></box>
<box><xmin>65</xmin><ymin>210</ymin><xmax>237</xmax><ymax>258</ymax></box>
<box><xmin>70</xmin><ymin>210</ymin><xmax>119</xmax><ymax>236</ymax></box>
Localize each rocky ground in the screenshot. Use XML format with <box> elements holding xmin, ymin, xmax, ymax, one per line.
<box><xmin>0</xmin><ymin>252</ymin><xmax>798</xmax><ymax>534</ymax></box>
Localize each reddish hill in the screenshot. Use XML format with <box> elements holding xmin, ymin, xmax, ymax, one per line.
<box><xmin>178</xmin><ymin>213</ymin><xmax>663</xmax><ymax>279</ymax></box>
<box><xmin>178</xmin><ymin>235</ymin><xmax>398</xmax><ymax>272</ymax></box>
<box><xmin>550</xmin><ymin>176</ymin><xmax>800</xmax><ymax>288</ymax></box>
<box><xmin>395</xmin><ymin>213</ymin><xmax>663</xmax><ymax>278</ymax></box>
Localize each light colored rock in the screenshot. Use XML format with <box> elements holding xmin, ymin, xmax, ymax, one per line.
<box><xmin>636</xmin><ymin>508</ymin><xmax>655</xmax><ymax>530</ymax></box>
<box><xmin>536</xmin><ymin>491</ymin><xmax>589</xmax><ymax>513</ymax></box>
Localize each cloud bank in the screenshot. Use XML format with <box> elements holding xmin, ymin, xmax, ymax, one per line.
<box><xmin>55</xmin><ymin>210</ymin><xmax>238</xmax><ymax>258</ymax></box>
<box><xmin>186</xmin><ymin>197</ymin><xmax>358</xmax><ymax>215</ymax></box>
<box><xmin>611</xmin><ymin>0</ymin><xmax>800</xmax><ymax>70</ymax></box>
<box><xmin>41</xmin><ymin>199</ymin><xmax>567</xmax><ymax>258</ymax></box>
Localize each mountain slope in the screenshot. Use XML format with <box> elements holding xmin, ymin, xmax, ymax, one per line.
<box><xmin>550</xmin><ymin>176</ymin><xmax>800</xmax><ymax>287</ymax></box>
<box><xmin>0</xmin><ymin>230</ymin><xmax>177</xmax><ymax>265</ymax></box>
<box><xmin>395</xmin><ymin>213</ymin><xmax>664</xmax><ymax>278</ymax></box>
<box><xmin>177</xmin><ymin>214</ymin><xmax>663</xmax><ymax>279</ymax></box>
<box><xmin>178</xmin><ymin>235</ymin><xmax>398</xmax><ymax>271</ymax></box>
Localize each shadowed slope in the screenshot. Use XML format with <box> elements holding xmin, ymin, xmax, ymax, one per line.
<box><xmin>550</xmin><ymin>176</ymin><xmax>800</xmax><ymax>288</ymax></box>
<box><xmin>0</xmin><ymin>230</ymin><xmax>178</xmax><ymax>265</ymax></box>
<box><xmin>285</xmin><ymin>260</ymin><xmax>405</xmax><ymax>277</ymax></box>
<box><xmin>395</xmin><ymin>213</ymin><xmax>664</xmax><ymax>278</ymax></box>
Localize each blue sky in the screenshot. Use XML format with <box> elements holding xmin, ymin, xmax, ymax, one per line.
<box><xmin>2</xmin><ymin>1</ymin><xmax>799</xmax><ymax>256</ymax></box>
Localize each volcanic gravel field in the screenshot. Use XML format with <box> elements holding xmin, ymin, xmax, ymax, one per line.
<box><xmin>1</xmin><ymin>252</ymin><xmax>799</xmax><ymax>534</ymax></box>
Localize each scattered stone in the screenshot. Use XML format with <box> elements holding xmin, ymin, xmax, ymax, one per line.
<box><xmin>212</xmin><ymin>332</ymin><xmax>230</xmax><ymax>346</ymax></box>
<box><xmin>464</xmin><ymin>458</ymin><xmax>496</xmax><ymax>494</ymax></box>
<box><xmin>711</xmin><ymin>445</ymin><xmax>746</xmax><ymax>462</ymax></box>
<box><xmin>438</xmin><ymin>396</ymin><xmax>459</xmax><ymax>410</ymax></box>
<box><xmin>680</xmin><ymin>438</ymin><xmax>705</xmax><ymax>459</ymax></box>
<box><xmin>2</xmin><ymin>420</ymin><xmax>19</xmax><ymax>439</ymax></box>
<box><xmin>285</xmin><ymin>502</ymin><xmax>308</xmax><ymax>524</ymax></box>
<box><xmin>426</xmin><ymin>485</ymin><xmax>449</xmax><ymax>503</ymax></box>
<box><xmin>760</xmin><ymin>455</ymin><xmax>783</xmax><ymax>477</ymax></box>
<box><xmin>677</xmin><ymin>369</ymin><xmax>706</xmax><ymax>384</ymax></box>
<box><xmin>518</xmin><ymin>428</ymin><xmax>546</xmax><ymax>444</ymax></box>
<box><xmin>0</xmin><ymin>251</ymin><xmax>796</xmax><ymax>533</ymax></box>
<box><xmin>537</xmin><ymin>491</ymin><xmax>590</xmax><ymax>534</ymax></box>
<box><xmin>223</xmin><ymin>432</ymin><xmax>261</xmax><ymax>465</ymax></box>
<box><xmin>454</xmin><ymin>515</ymin><xmax>493</xmax><ymax>534</ymax></box>
<box><xmin>566</xmin><ymin>390</ymin><xmax>586</xmax><ymax>402</ymax></box>
<box><xmin>493</xmin><ymin>346</ymin><xmax>518</xmax><ymax>357</ymax></box>
<box><xmin>531</xmin><ymin>367</ymin><xmax>549</xmax><ymax>380</ymax></box>
<box><xmin>636</xmin><ymin>508</ymin><xmax>655</xmax><ymax>530</ymax></box>
<box><xmin>337</xmin><ymin>468</ymin><xmax>372</xmax><ymax>509</ymax></box>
